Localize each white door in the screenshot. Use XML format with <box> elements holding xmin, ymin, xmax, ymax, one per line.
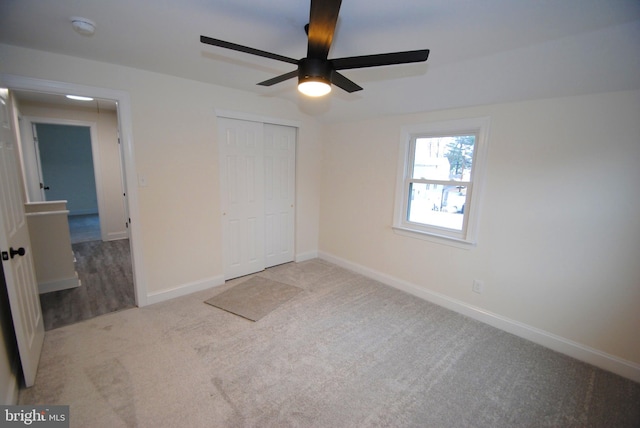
<box><xmin>0</xmin><ymin>89</ymin><xmax>45</xmax><ymax>387</ymax></box>
<box><xmin>264</xmin><ymin>124</ymin><xmax>296</xmax><ymax>268</ymax></box>
<box><xmin>218</xmin><ymin>118</ymin><xmax>265</xmax><ymax>280</ymax></box>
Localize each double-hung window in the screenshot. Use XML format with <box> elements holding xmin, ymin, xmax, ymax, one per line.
<box><xmin>393</xmin><ymin>117</ymin><xmax>490</xmax><ymax>245</ymax></box>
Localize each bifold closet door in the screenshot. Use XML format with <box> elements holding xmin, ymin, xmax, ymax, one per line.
<box><xmin>218</xmin><ymin>118</ymin><xmax>265</xmax><ymax>280</ymax></box>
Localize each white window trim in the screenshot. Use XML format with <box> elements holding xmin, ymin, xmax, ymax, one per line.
<box><xmin>393</xmin><ymin>117</ymin><xmax>491</xmax><ymax>248</ymax></box>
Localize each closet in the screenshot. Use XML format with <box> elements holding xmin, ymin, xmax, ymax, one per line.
<box><xmin>217</xmin><ymin>117</ymin><xmax>296</xmax><ymax>280</ymax></box>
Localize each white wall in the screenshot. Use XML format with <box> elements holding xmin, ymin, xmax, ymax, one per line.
<box><xmin>0</xmin><ymin>43</ymin><xmax>322</xmax><ymax>297</ymax></box>
<box><xmin>320</xmin><ymin>90</ymin><xmax>640</xmax><ymax>374</ymax></box>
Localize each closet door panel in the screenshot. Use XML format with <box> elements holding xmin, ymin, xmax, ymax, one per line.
<box><xmin>264</xmin><ymin>124</ymin><xmax>296</xmax><ymax>268</ymax></box>
<box><xmin>218</xmin><ymin>118</ymin><xmax>265</xmax><ymax>280</ymax></box>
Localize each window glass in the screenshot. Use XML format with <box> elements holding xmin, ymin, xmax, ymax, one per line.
<box><xmin>394</xmin><ymin>117</ymin><xmax>489</xmax><ymax>245</ymax></box>
<box><xmin>412</xmin><ymin>136</ymin><xmax>475</xmax><ymax>180</ymax></box>
<box><xmin>408</xmin><ymin>183</ymin><xmax>467</xmax><ymax>231</ymax></box>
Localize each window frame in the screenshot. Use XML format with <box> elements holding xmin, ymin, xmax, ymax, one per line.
<box><xmin>393</xmin><ymin>117</ymin><xmax>491</xmax><ymax>247</ymax></box>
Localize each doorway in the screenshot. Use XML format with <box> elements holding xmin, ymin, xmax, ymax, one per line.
<box><xmin>22</xmin><ymin>110</ymin><xmax>129</xmax><ymax>243</ymax></box>
<box><xmin>0</xmin><ymin>74</ymin><xmax>147</xmax><ymax>308</ymax></box>
<box><xmin>16</xmin><ymin>98</ymin><xmax>135</xmax><ymax>329</ymax></box>
<box><xmin>33</xmin><ymin>122</ymin><xmax>102</xmax><ymax>243</ymax></box>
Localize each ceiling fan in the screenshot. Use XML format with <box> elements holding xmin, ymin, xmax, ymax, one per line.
<box><xmin>200</xmin><ymin>0</ymin><xmax>430</xmax><ymax>97</ymax></box>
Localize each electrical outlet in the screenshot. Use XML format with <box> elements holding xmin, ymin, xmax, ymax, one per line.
<box><xmin>472</xmin><ymin>279</ymin><xmax>484</xmax><ymax>294</ymax></box>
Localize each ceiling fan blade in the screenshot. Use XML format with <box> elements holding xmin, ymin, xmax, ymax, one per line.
<box><xmin>332</xmin><ymin>49</ymin><xmax>430</xmax><ymax>70</ymax></box>
<box><xmin>307</xmin><ymin>0</ymin><xmax>342</xmax><ymax>60</ymax></box>
<box><xmin>257</xmin><ymin>70</ymin><xmax>299</xmax><ymax>87</ymax></box>
<box><xmin>331</xmin><ymin>71</ymin><xmax>363</xmax><ymax>93</ymax></box>
<box><xmin>200</xmin><ymin>35</ymin><xmax>298</xmax><ymax>65</ymax></box>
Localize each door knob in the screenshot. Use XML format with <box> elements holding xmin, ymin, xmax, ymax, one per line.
<box><xmin>9</xmin><ymin>247</ymin><xmax>25</xmax><ymax>259</ymax></box>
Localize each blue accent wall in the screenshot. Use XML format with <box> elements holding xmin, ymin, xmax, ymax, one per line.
<box><xmin>36</xmin><ymin>124</ymin><xmax>98</xmax><ymax>215</ymax></box>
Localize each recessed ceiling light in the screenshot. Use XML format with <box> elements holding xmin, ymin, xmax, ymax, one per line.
<box><xmin>66</xmin><ymin>95</ymin><xmax>94</xmax><ymax>101</ymax></box>
<box><xmin>70</xmin><ymin>17</ymin><xmax>96</xmax><ymax>36</ymax></box>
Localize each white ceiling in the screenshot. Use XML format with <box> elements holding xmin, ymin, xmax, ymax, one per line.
<box><xmin>1</xmin><ymin>0</ymin><xmax>639</xmax><ymax>122</ymax></box>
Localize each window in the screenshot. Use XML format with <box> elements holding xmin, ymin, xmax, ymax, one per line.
<box><xmin>393</xmin><ymin>117</ymin><xmax>490</xmax><ymax>245</ymax></box>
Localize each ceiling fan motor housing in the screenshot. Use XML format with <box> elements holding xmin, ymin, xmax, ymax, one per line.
<box><xmin>298</xmin><ymin>57</ymin><xmax>333</xmax><ymax>85</ymax></box>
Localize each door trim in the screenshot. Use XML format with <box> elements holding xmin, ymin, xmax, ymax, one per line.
<box><xmin>0</xmin><ymin>73</ymin><xmax>148</xmax><ymax>307</ymax></box>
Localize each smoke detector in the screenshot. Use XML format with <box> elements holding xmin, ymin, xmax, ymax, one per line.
<box><xmin>70</xmin><ymin>17</ymin><xmax>96</xmax><ymax>36</ymax></box>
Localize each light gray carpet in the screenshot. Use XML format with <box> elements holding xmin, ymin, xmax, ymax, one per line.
<box><xmin>19</xmin><ymin>259</ymin><xmax>640</xmax><ymax>427</ymax></box>
<box><xmin>205</xmin><ymin>276</ymin><xmax>303</xmax><ymax>321</ymax></box>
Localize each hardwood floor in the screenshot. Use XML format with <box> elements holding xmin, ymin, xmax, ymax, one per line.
<box><xmin>39</xmin><ymin>215</ymin><xmax>135</xmax><ymax>330</ymax></box>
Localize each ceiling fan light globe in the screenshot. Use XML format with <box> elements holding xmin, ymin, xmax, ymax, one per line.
<box><xmin>298</xmin><ymin>80</ymin><xmax>332</xmax><ymax>97</ymax></box>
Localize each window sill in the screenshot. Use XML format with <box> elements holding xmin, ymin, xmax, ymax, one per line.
<box><xmin>392</xmin><ymin>225</ymin><xmax>477</xmax><ymax>250</ymax></box>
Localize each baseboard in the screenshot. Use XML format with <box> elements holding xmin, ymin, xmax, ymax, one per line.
<box><xmin>146</xmin><ymin>275</ymin><xmax>225</xmax><ymax>306</ymax></box>
<box><xmin>295</xmin><ymin>250</ymin><xmax>318</xmax><ymax>263</ymax></box>
<box><xmin>105</xmin><ymin>231</ymin><xmax>128</xmax><ymax>241</ymax></box>
<box><xmin>38</xmin><ymin>276</ymin><xmax>81</xmax><ymax>294</ymax></box>
<box><xmin>318</xmin><ymin>251</ymin><xmax>640</xmax><ymax>383</ymax></box>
